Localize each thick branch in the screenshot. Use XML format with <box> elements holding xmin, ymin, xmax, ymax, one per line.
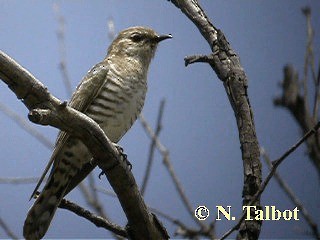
<box><xmin>0</xmin><ymin>50</ymin><xmax>168</xmax><ymax>240</ymax></box>
<box><xmin>168</xmin><ymin>1</ymin><xmax>262</xmax><ymax>239</ymax></box>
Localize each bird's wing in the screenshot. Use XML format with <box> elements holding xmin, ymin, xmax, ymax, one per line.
<box><xmin>30</xmin><ymin>62</ymin><xmax>109</xmax><ymax>199</ymax></box>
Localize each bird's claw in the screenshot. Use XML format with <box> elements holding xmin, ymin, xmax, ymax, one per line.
<box><xmin>98</xmin><ymin>170</ymin><xmax>105</xmax><ymax>179</ymax></box>
<box><xmin>98</xmin><ymin>144</ymin><xmax>132</xmax><ymax>178</ymax></box>
<box><xmin>114</xmin><ymin>144</ymin><xmax>132</xmax><ymax>170</ymax></box>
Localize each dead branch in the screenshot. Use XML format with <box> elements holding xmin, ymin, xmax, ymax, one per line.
<box><xmin>0</xmin><ymin>216</ymin><xmax>18</xmax><ymax>239</ymax></box>
<box><xmin>168</xmin><ymin>1</ymin><xmax>262</xmax><ymax>239</ymax></box>
<box><xmin>59</xmin><ymin>198</ymin><xmax>127</xmax><ymax>238</ymax></box>
<box><xmin>261</xmin><ymin>148</ymin><xmax>320</xmax><ymax>239</ymax></box>
<box><xmin>139</xmin><ymin>112</ymin><xmax>214</xmax><ymax>238</ymax></box>
<box><xmin>141</xmin><ymin>99</ymin><xmax>165</xmax><ymax>195</ymax></box>
<box><xmin>274</xmin><ymin>7</ymin><xmax>320</xmax><ymax>175</ymax></box>
<box><xmin>274</xmin><ymin>65</ymin><xmax>320</xmax><ymax>174</ymax></box>
<box><xmin>220</xmin><ymin>121</ymin><xmax>320</xmax><ymax>240</ymax></box>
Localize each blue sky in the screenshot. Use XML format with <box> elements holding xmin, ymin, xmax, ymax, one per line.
<box><xmin>0</xmin><ymin>1</ymin><xmax>319</xmax><ymax>239</ymax></box>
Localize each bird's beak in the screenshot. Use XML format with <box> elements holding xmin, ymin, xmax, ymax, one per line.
<box><xmin>156</xmin><ymin>34</ymin><xmax>173</xmax><ymax>42</ymax></box>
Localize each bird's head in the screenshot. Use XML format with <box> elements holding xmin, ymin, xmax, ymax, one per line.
<box><xmin>107</xmin><ymin>26</ymin><xmax>172</xmax><ymax>66</ymax></box>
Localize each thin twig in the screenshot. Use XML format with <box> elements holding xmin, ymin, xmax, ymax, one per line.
<box><xmin>141</xmin><ymin>99</ymin><xmax>165</xmax><ymax>195</ymax></box>
<box><xmin>0</xmin><ymin>216</ymin><xmax>18</xmax><ymax>239</ymax></box>
<box><xmin>95</xmin><ymin>185</ymin><xmax>214</xmax><ymax>239</ymax></box>
<box><xmin>301</xmin><ymin>7</ymin><xmax>318</xmax><ymax>123</ymax></box>
<box><xmin>0</xmin><ymin>177</ymin><xmax>40</xmax><ymax>184</ymax></box>
<box><xmin>87</xmin><ymin>174</ymin><xmax>108</xmax><ymax>219</ymax></box>
<box><xmin>302</xmin><ymin>7</ymin><xmax>311</xmax><ymax>114</ymax></box>
<box><xmin>0</xmin><ymin>102</ymin><xmax>53</xmax><ymax>149</ymax></box>
<box><xmin>59</xmin><ymin>198</ymin><xmax>127</xmax><ymax>238</ymax></box>
<box><xmin>139</xmin><ymin>114</ymin><xmax>168</xmax><ymax>155</ymax></box>
<box><xmin>94</xmin><ymin>186</ymin><xmax>117</xmax><ymax>197</ymax></box>
<box><xmin>53</xmin><ymin>2</ymin><xmax>73</xmax><ymax>97</ymax></box>
<box><xmin>220</xmin><ymin>121</ymin><xmax>320</xmax><ymax>240</ymax></box>
<box><xmin>139</xmin><ymin>114</ymin><xmax>213</xmax><ymax>236</ymax></box>
<box><xmin>261</xmin><ymin>148</ymin><xmax>320</xmax><ymax>239</ymax></box>
<box><xmin>302</xmin><ymin>7</ymin><xmax>319</xmax><ymax>123</ymax></box>
<box><xmin>302</xmin><ymin>7</ymin><xmax>318</xmax><ymax>86</ymax></box>
<box><xmin>151</xmin><ymin>207</ymin><xmax>215</xmax><ymax>239</ymax></box>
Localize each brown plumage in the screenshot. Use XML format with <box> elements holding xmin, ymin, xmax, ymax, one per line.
<box><xmin>23</xmin><ymin>26</ymin><xmax>171</xmax><ymax>239</ymax></box>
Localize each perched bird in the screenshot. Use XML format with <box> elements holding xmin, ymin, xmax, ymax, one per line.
<box><xmin>23</xmin><ymin>26</ymin><xmax>172</xmax><ymax>239</ymax></box>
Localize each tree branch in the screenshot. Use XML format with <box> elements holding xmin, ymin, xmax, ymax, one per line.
<box><xmin>274</xmin><ymin>65</ymin><xmax>320</xmax><ymax>175</ymax></box>
<box><xmin>168</xmin><ymin>1</ymin><xmax>262</xmax><ymax>239</ymax></box>
<box><xmin>0</xmin><ymin>216</ymin><xmax>18</xmax><ymax>239</ymax></box>
<box><xmin>59</xmin><ymin>198</ymin><xmax>127</xmax><ymax>238</ymax></box>
<box><xmin>220</xmin><ymin>121</ymin><xmax>320</xmax><ymax>240</ymax></box>
<box><xmin>53</xmin><ymin>2</ymin><xmax>73</xmax><ymax>96</ymax></box>
<box><xmin>0</xmin><ymin>102</ymin><xmax>53</xmax><ymax>149</ymax></box>
<box><xmin>139</xmin><ymin>112</ymin><xmax>213</xmax><ymax>237</ymax></box>
<box><xmin>0</xmin><ymin>50</ymin><xmax>168</xmax><ymax>240</ymax></box>
<box><xmin>141</xmin><ymin>99</ymin><xmax>165</xmax><ymax>195</ymax></box>
<box><xmin>261</xmin><ymin>148</ymin><xmax>320</xmax><ymax>239</ymax></box>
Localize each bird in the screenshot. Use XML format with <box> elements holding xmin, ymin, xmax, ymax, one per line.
<box><xmin>23</xmin><ymin>26</ymin><xmax>172</xmax><ymax>239</ymax></box>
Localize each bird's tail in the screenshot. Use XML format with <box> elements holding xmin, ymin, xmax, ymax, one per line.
<box><xmin>23</xmin><ymin>137</ymin><xmax>91</xmax><ymax>239</ymax></box>
<box><xmin>23</xmin><ymin>161</ymin><xmax>75</xmax><ymax>240</ymax></box>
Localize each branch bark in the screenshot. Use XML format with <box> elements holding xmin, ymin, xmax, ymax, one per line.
<box><xmin>0</xmin><ymin>50</ymin><xmax>168</xmax><ymax>240</ymax></box>
<box><xmin>168</xmin><ymin>1</ymin><xmax>262</xmax><ymax>239</ymax></box>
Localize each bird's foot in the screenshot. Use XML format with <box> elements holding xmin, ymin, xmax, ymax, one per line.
<box><xmin>98</xmin><ymin>170</ymin><xmax>105</xmax><ymax>179</ymax></box>
<box><xmin>113</xmin><ymin>144</ymin><xmax>132</xmax><ymax>170</ymax></box>
<box><xmin>98</xmin><ymin>144</ymin><xmax>132</xmax><ymax>179</ymax></box>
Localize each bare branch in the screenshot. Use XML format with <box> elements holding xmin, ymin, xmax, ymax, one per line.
<box><xmin>301</xmin><ymin>7</ymin><xmax>320</xmax><ymax>123</ymax></box>
<box><xmin>302</xmin><ymin>7</ymin><xmax>317</xmax><ymax>86</ymax></box>
<box><xmin>220</xmin><ymin>121</ymin><xmax>320</xmax><ymax>240</ymax></box>
<box><xmin>0</xmin><ymin>216</ymin><xmax>18</xmax><ymax>239</ymax></box>
<box><xmin>261</xmin><ymin>148</ymin><xmax>320</xmax><ymax>239</ymax></box>
<box><xmin>0</xmin><ymin>50</ymin><xmax>168</xmax><ymax>239</ymax></box>
<box><xmin>139</xmin><ymin>113</ymin><xmax>168</xmax><ymax>154</ymax></box>
<box><xmin>0</xmin><ymin>102</ymin><xmax>53</xmax><ymax>149</ymax></box>
<box><xmin>141</xmin><ymin>99</ymin><xmax>165</xmax><ymax>195</ymax></box>
<box><xmin>168</xmin><ymin>1</ymin><xmax>262</xmax><ymax>239</ymax></box>
<box><xmin>152</xmin><ymin>207</ymin><xmax>215</xmax><ymax>239</ymax></box>
<box><xmin>87</xmin><ymin>174</ymin><xmax>108</xmax><ymax>219</ymax></box>
<box><xmin>59</xmin><ymin>198</ymin><xmax>127</xmax><ymax>238</ymax></box>
<box><xmin>168</xmin><ymin>0</ymin><xmax>217</xmax><ymax>51</ymax></box>
<box><xmin>139</xmin><ymin>112</ymin><xmax>214</xmax><ymax>237</ymax></box>
<box><xmin>184</xmin><ymin>54</ymin><xmax>214</xmax><ymax>66</ymax></box>
<box><xmin>96</xmin><ymin>185</ymin><xmax>214</xmax><ymax>239</ymax></box>
<box><xmin>0</xmin><ymin>177</ymin><xmax>40</xmax><ymax>184</ymax></box>
<box><xmin>162</xmin><ymin>153</ymin><xmax>200</xmax><ymax>226</ymax></box>
<box><xmin>274</xmin><ymin>65</ymin><xmax>320</xmax><ymax>174</ymax></box>
<box><xmin>53</xmin><ymin>2</ymin><xmax>73</xmax><ymax>96</ymax></box>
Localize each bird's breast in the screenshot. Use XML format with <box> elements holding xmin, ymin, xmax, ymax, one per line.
<box><xmin>86</xmin><ymin>66</ymin><xmax>147</xmax><ymax>143</ymax></box>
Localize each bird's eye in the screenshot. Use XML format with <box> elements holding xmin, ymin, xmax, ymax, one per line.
<box><xmin>130</xmin><ymin>33</ymin><xmax>144</xmax><ymax>42</ymax></box>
